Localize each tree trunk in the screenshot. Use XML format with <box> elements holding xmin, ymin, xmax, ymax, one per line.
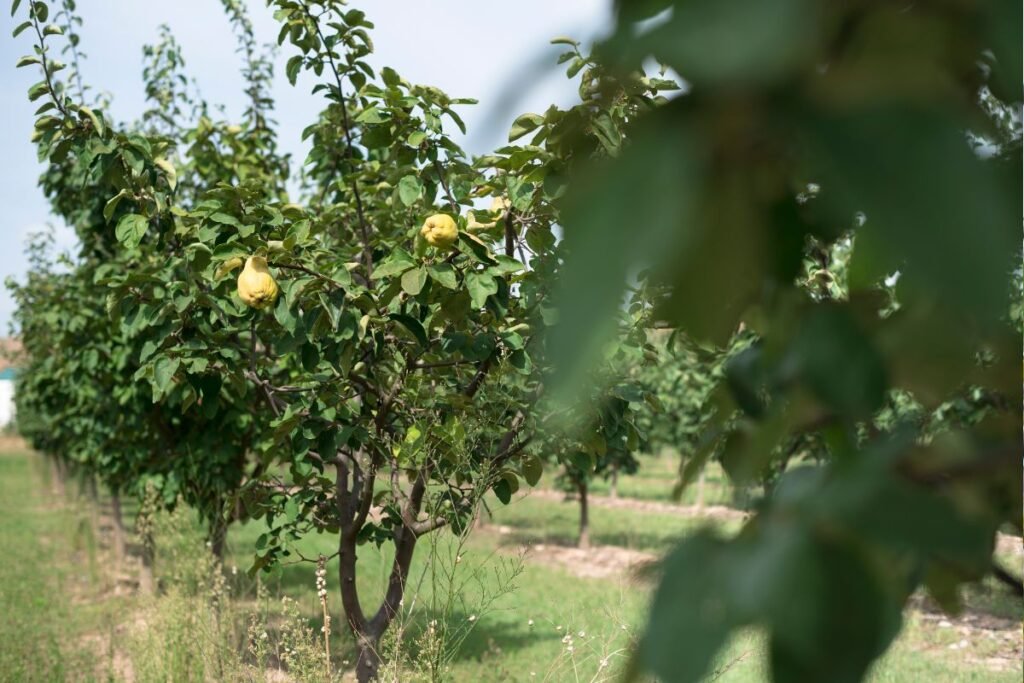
<box><xmin>138</xmin><ymin>516</ymin><xmax>155</xmax><ymax>596</ymax></box>
<box><xmin>609</xmin><ymin>465</ymin><xmax>619</xmax><ymax>500</ymax></box>
<box><xmin>110</xmin><ymin>493</ymin><xmax>126</xmax><ymax>566</ymax></box>
<box><xmin>696</xmin><ymin>469</ymin><xmax>706</xmax><ymax>509</ymax></box>
<box><xmin>339</xmin><ymin>520</ymin><xmax>422</xmax><ymax>682</ymax></box>
<box><xmin>354</xmin><ymin>638</ymin><xmax>382</xmax><ymax>683</ymax></box>
<box><xmin>49</xmin><ymin>456</ymin><xmax>66</xmax><ymax>497</ymax></box>
<box><xmin>209</xmin><ymin>514</ymin><xmax>228</xmax><ymax>561</ymax></box>
<box><xmin>577</xmin><ymin>479</ymin><xmax>590</xmax><ymax>550</ymax></box>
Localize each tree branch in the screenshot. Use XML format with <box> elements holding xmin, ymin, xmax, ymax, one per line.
<box><xmin>304</xmin><ymin>6</ymin><xmax>373</xmax><ymax>279</ymax></box>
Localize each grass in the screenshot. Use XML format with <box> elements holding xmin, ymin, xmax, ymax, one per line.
<box><xmin>0</xmin><ymin>449</ymin><xmax>138</xmax><ymax>682</ymax></box>
<box><xmin>579</xmin><ymin>451</ymin><xmax>753</xmax><ymax>508</ymax></box>
<box><xmin>482</xmin><ymin>490</ymin><xmax>742</xmax><ymax>554</ymax></box>
<box><xmin>0</xmin><ymin>446</ymin><xmax>1020</xmax><ymax>682</ymax></box>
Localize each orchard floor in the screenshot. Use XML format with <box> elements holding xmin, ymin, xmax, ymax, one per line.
<box><xmin>1</xmin><ymin>446</ymin><xmax>1020</xmax><ymax>682</ymax></box>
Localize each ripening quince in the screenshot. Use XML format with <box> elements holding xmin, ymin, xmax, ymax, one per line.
<box><xmin>420</xmin><ymin>214</ymin><xmax>459</xmax><ymax>249</ymax></box>
<box><xmin>237</xmin><ymin>256</ymin><xmax>279</xmax><ymax>309</ymax></box>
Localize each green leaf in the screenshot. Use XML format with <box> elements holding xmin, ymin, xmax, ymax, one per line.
<box><xmin>155</xmin><ymin>158</ymin><xmax>177</xmax><ymax>191</ymax></box>
<box><xmin>804</xmin><ymin>106</ymin><xmax>1018</xmax><ymax>324</ymax></box>
<box><xmin>374</xmin><ymin>247</ymin><xmax>417</xmax><ymax>278</ymax></box>
<box><xmin>285</xmin><ymin>55</ymin><xmax>302</xmax><ymax>85</ymax></box>
<box><xmin>549</xmin><ymin>113</ymin><xmax>702</xmax><ymax>403</ymax></box>
<box><xmin>27</xmin><ymin>80</ymin><xmax>48</xmax><ymax>101</ymax></box>
<box><xmin>617</xmin><ymin>0</ymin><xmax>817</xmax><ymax>87</ymax></box>
<box><xmin>355</xmin><ymin>105</ymin><xmax>385</xmax><ymax>124</ymax></box>
<box><xmin>152</xmin><ymin>356</ymin><xmax>180</xmax><ymax>400</ymax></box>
<box><xmin>115</xmin><ymin>213</ymin><xmax>148</xmax><ymax>249</ymax></box>
<box><xmin>208</xmin><ymin>212</ymin><xmax>242</xmax><ymax>228</ymax></box>
<box><xmin>790</xmin><ymin>304</ymin><xmax>887</xmax><ymax>418</ymax></box>
<box><xmin>427</xmin><ymin>263</ymin><xmax>458</xmax><ymax>289</ymax></box>
<box><xmin>78</xmin><ymin>106</ymin><xmax>103</xmax><ymax>136</ymax></box>
<box><xmin>509</xmin><ymin>113</ymin><xmax>544</xmax><ymax>142</ymax></box>
<box><xmin>102</xmin><ymin>189</ymin><xmax>128</xmax><ymax>222</ymax></box>
<box><xmin>566</xmin><ymin>57</ymin><xmax>585</xmax><ymax>78</ymax></box>
<box><xmin>465</xmin><ymin>272</ymin><xmax>497</xmax><ymax>309</ymax></box>
<box><xmin>397</xmin><ymin>175</ymin><xmax>422</xmax><ymax>207</ymax></box>
<box><xmin>388</xmin><ymin>313</ymin><xmax>428</xmax><ymax>347</ymax></box>
<box><xmin>274</xmin><ymin>297</ymin><xmax>297</xmax><ymax>334</ymax></box>
<box><xmin>640</xmin><ymin>533</ymin><xmax>738</xmax><ymax>683</ymax></box>
<box><xmin>15</xmin><ymin>55</ymin><xmax>39</xmax><ymax>68</ymax></box>
<box><xmin>493</xmin><ymin>478</ymin><xmax>512</xmax><ymax>505</ymax></box>
<box><xmin>401</xmin><ymin>266</ymin><xmax>427</xmax><ymax>296</ymax></box>
<box><xmin>456</xmin><ymin>232</ymin><xmax>496</xmax><ymax>265</ymax></box>
<box><xmin>521</xmin><ymin>454</ymin><xmax>542</xmax><ymax>486</ymax></box>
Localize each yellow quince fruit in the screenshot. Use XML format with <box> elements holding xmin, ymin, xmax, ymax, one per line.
<box><xmin>420</xmin><ymin>214</ymin><xmax>459</xmax><ymax>249</ymax></box>
<box><xmin>237</xmin><ymin>256</ymin><xmax>279</xmax><ymax>309</ymax></box>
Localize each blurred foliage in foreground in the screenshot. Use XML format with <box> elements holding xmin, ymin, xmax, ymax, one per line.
<box><xmin>534</xmin><ymin>0</ymin><xmax>1023</xmax><ymax>680</ymax></box>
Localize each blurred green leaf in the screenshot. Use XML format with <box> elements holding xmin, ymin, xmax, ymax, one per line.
<box><xmin>550</xmin><ymin>111</ymin><xmax>702</xmax><ymax>403</ymax></box>
<box><xmin>803</xmin><ymin>106</ymin><xmax>1017</xmax><ymax>324</ymax></box>
<box><xmin>790</xmin><ymin>304</ymin><xmax>887</xmax><ymax>418</ymax></box>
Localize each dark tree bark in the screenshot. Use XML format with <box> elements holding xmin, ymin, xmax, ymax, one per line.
<box><xmin>577</xmin><ymin>479</ymin><xmax>590</xmax><ymax>550</ymax></box>
<box><xmin>335</xmin><ymin>456</ymin><xmax>435</xmax><ymax>683</ymax></box>
<box><xmin>209</xmin><ymin>516</ymin><xmax>227</xmax><ymax>561</ymax></box>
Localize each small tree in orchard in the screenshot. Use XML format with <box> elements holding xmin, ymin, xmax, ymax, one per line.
<box><xmin>546</xmin><ymin>389</ymin><xmax>644</xmax><ymax>549</ymax></box>
<box><xmin>10</xmin><ymin>1</ymin><xmax>673</xmax><ymax>679</ymax></box>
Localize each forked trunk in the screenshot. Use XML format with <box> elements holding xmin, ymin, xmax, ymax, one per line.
<box><xmin>577</xmin><ymin>479</ymin><xmax>590</xmax><ymax>550</ymax></box>
<box><xmin>340</xmin><ymin>525</ymin><xmax>419</xmax><ymax>682</ymax></box>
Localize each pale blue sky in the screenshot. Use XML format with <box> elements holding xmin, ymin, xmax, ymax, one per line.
<box><xmin>0</xmin><ymin>0</ymin><xmax>613</xmax><ymax>330</ymax></box>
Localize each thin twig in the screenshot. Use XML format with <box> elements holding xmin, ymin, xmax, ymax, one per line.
<box><xmin>433</xmin><ymin>158</ymin><xmax>459</xmax><ymax>213</ymax></box>
<box><xmin>304</xmin><ymin>5</ymin><xmax>373</xmax><ymax>279</ymax></box>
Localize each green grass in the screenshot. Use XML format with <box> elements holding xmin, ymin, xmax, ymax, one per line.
<box><xmin>577</xmin><ymin>452</ymin><xmax>752</xmax><ymax>508</ymax></box>
<box><xmin>0</xmin><ymin>450</ymin><xmax>136</xmax><ymax>682</ymax></box>
<box><xmin>1</xmin><ymin>448</ymin><xmax>1020</xmax><ymax>682</ymax></box>
<box><xmin>483</xmin><ymin>490</ymin><xmax>741</xmax><ymax>554</ymax></box>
